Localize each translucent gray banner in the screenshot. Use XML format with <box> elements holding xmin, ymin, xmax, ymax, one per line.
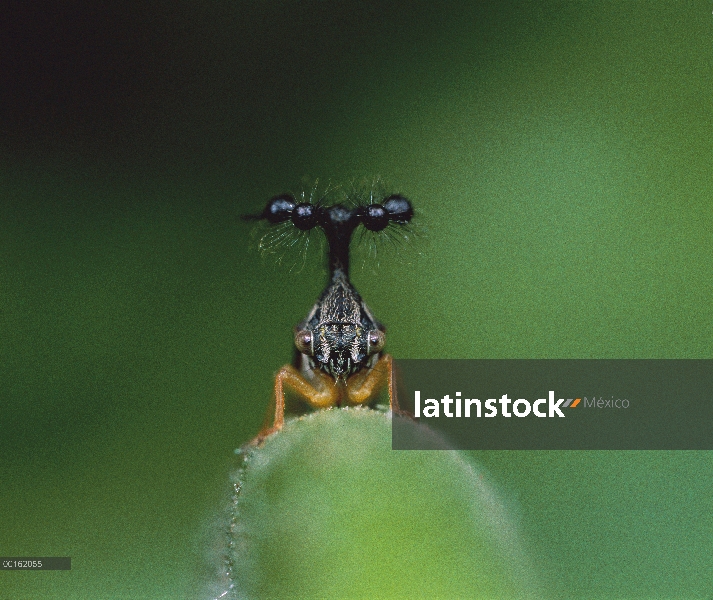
<box><xmin>0</xmin><ymin>557</ymin><xmax>71</xmax><ymax>570</ymax></box>
<box><xmin>391</xmin><ymin>360</ymin><xmax>713</xmax><ymax>450</ymax></box>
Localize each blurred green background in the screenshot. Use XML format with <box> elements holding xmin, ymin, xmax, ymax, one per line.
<box><xmin>1</xmin><ymin>1</ymin><xmax>711</xmax><ymax>598</ymax></box>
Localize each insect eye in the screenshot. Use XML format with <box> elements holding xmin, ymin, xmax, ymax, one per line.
<box><xmin>292</xmin><ymin>203</ymin><xmax>318</xmax><ymax>230</ymax></box>
<box><xmin>264</xmin><ymin>194</ymin><xmax>296</xmax><ymax>223</ymax></box>
<box><xmin>294</xmin><ymin>329</ymin><xmax>314</xmax><ymax>355</ymax></box>
<box><xmin>383</xmin><ymin>194</ymin><xmax>414</xmax><ymax>224</ymax></box>
<box><xmin>361</xmin><ymin>204</ymin><xmax>389</xmax><ymax>232</ymax></box>
<box><xmin>367</xmin><ymin>329</ymin><xmax>385</xmax><ymax>354</ymax></box>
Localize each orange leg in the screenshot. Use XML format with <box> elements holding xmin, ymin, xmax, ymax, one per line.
<box><xmin>346</xmin><ymin>353</ymin><xmax>400</xmax><ymax>413</ymax></box>
<box><xmin>250</xmin><ymin>355</ymin><xmax>402</xmax><ymax>446</ymax></box>
<box><xmin>253</xmin><ymin>364</ymin><xmax>339</xmax><ymax>443</ymax></box>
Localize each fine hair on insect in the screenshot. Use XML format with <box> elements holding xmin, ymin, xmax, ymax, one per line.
<box><xmin>244</xmin><ymin>177</ymin><xmax>422</xmax><ymax>275</ymax></box>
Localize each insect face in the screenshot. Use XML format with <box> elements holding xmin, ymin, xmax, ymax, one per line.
<box><xmin>295</xmin><ymin>273</ymin><xmax>384</xmax><ymax>381</ymax></box>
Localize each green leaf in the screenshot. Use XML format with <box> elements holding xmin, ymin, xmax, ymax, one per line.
<box><xmin>215</xmin><ymin>408</ymin><xmax>538</xmax><ymax>599</ymax></box>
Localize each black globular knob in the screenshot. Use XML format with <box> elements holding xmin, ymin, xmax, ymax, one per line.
<box><xmin>264</xmin><ymin>194</ymin><xmax>296</xmax><ymax>223</ymax></box>
<box><xmin>292</xmin><ymin>203</ymin><xmax>318</xmax><ymax>230</ymax></box>
<box><xmin>361</xmin><ymin>204</ymin><xmax>389</xmax><ymax>231</ymax></box>
<box><xmin>383</xmin><ymin>194</ymin><xmax>414</xmax><ymax>224</ymax></box>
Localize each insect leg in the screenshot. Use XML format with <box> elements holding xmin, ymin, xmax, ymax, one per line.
<box><xmin>253</xmin><ymin>365</ymin><xmax>339</xmax><ymax>443</ymax></box>
<box><xmin>345</xmin><ymin>353</ymin><xmax>400</xmax><ymax>412</ymax></box>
